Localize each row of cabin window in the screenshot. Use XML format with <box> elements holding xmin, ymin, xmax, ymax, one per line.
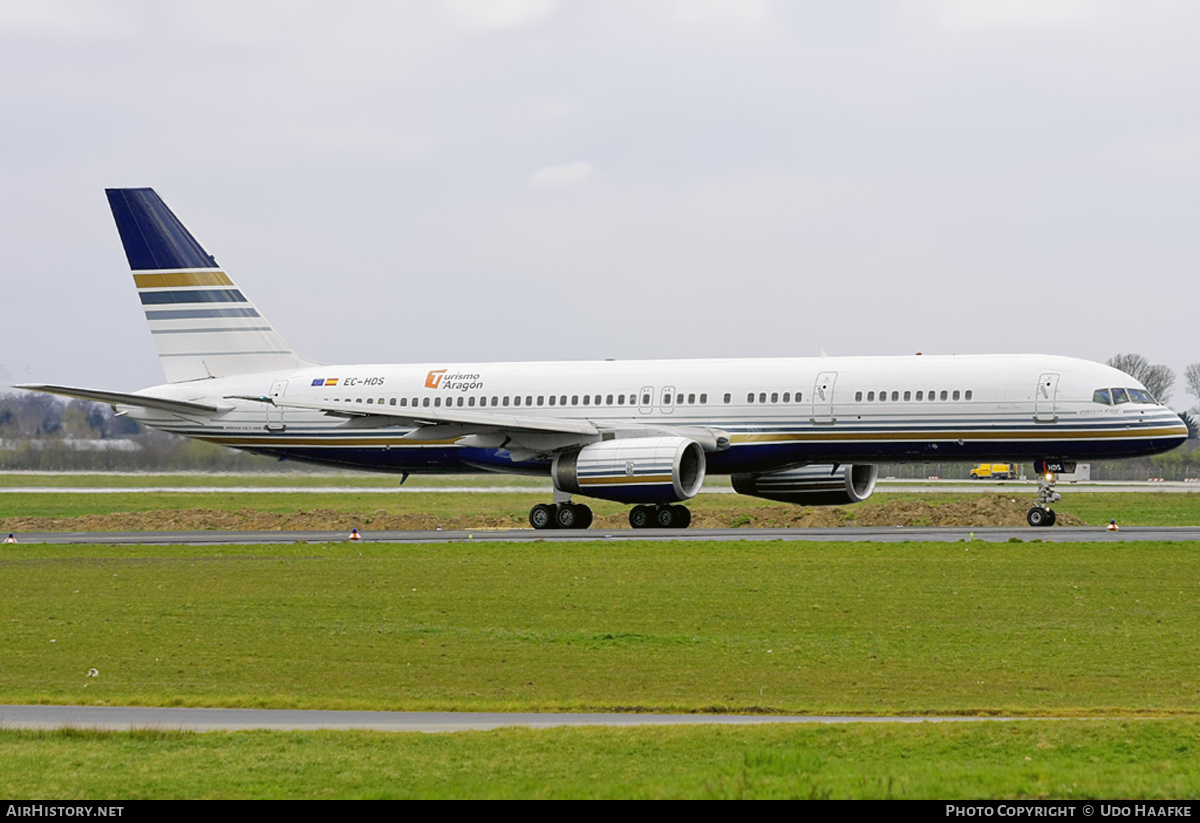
<box><xmin>745</xmin><ymin>391</ymin><xmax>804</xmax><ymax>404</ymax></box>
<box><xmin>333</xmin><ymin>391</ymin><xmax>820</xmax><ymax>409</ymax></box>
<box><xmin>854</xmin><ymin>389</ymin><xmax>973</xmax><ymax>402</ymax></box>
<box><xmin>342</xmin><ymin>393</ymin><xmax>665</xmax><ymax>408</ymax></box>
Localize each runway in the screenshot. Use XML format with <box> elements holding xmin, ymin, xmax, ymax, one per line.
<box><xmin>0</xmin><ymin>705</ymin><xmax>1023</xmax><ymax>733</ymax></box>
<box><xmin>9</xmin><ymin>525</ymin><xmax>1200</xmax><ymax>544</ymax></box>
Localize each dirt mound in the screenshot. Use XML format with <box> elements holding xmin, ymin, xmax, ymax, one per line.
<box><xmin>1</xmin><ymin>495</ymin><xmax>1085</xmax><ymax>533</ymax></box>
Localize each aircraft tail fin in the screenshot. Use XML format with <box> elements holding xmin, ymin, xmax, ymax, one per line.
<box><xmin>106</xmin><ymin>188</ymin><xmax>309</xmax><ymax>383</ymax></box>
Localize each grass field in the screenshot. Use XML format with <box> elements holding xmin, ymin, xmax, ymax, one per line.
<box><xmin>3</xmin><ymin>720</ymin><xmax>1199</xmax><ymax>799</ymax></box>
<box><xmin>3</xmin><ymin>539</ymin><xmax>1198</xmax><ymax>714</ymax></box>
<box><xmin>1</xmin><ymin>487</ymin><xmax>1198</xmax><ymax>529</ymax></box>
<box><xmin>2</xmin><ymin>480</ymin><xmax>1198</xmax><ymax>798</ymax></box>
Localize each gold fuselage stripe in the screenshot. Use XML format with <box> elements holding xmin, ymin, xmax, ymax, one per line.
<box><xmin>134</xmin><ymin>271</ymin><xmax>234</xmax><ymax>288</ymax></box>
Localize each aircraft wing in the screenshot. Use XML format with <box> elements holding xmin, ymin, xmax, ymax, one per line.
<box><xmin>263</xmin><ymin>397</ymin><xmax>730</xmax><ymax>454</ymax></box>
<box><xmin>17</xmin><ymin>384</ymin><xmax>227</xmax><ymax>416</ymax></box>
<box><xmin>266</xmin><ymin>397</ymin><xmax>601</xmax><ymax>436</ymax></box>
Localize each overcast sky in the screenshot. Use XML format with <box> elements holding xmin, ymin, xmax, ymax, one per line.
<box><xmin>2</xmin><ymin>1</ymin><xmax>1197</xmax><ymax>405</ymax></box>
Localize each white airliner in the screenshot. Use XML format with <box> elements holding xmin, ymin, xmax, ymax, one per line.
<box><xmin>21</xmin><ymin>189</ymin><xmax>1189</xmax><ymax>529</ymax></box>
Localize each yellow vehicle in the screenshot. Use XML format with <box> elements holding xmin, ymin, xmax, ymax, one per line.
<box><xmin>971</xmin><ymin>463</ymin><xmax>1018</xmax><ymax>480</ymax></box>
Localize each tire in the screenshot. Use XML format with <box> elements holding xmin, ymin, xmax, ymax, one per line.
<box><xmin>555</xmin><ymin>503</ymin><xmax>578</xmax><ymax>529</ymax></box>
<box><xmin>655</xmin><ymin>506</ymin><xmax>675</xmax><ymax>528</ymax></box>
<box><xmin>1027</xmin><ymin>507</ymin><xmax>1050</xmax><ymax>527</ymax></box>
<box><xmin>629</xmin><ymin>506</ymin><xmax>650</xmax><ymax>529</ymax></box>
<box><xmin>530</xmin><ymin>504</ymin><xmax>553</xmax><ymax>530</ymax></box>
<box><xmin>672</xmin><ymin>506</ymin><xmax>691</xmax><ymax>529</ymax></box>
<box><xmin>1045</xmin><ymin>509</ymin><xmax>1057</xmax><ymax>527</ymax></box>
<box><xmin>575</xmin><ymin>504</ymin><xmax>593</xmax><ymax>530</ymax></box>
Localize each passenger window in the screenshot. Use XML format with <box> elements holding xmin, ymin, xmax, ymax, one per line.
<box><xmin>537</xmin><ymin>396</ymin><xmax>544</xmax><ymax>406</ymax></box>
<box><xmin>390</xmin><ymin>398</ymin><xmax>397</xmax><ymax>406</ymax></box>
<box><xmin>771</xmin><ymin>392</ymin><xmax>779</xmax><ymax>403</ymax></box>
<box><xmin>879</xmin><ymin>391</ymin><xmax>886</xmax><ymax>402</ymax></box>
<box><xmin>356</xmin><ymin>398</ymin><xmax>363</xmax><ymax>404</ymax></box>
<box><xmin>688</xmin><ymin>393</ymin><xmax>695</xmax><ymax>404</ymax></box>
<box><xmin>583</xmin><ymin>395</ymin><xmax>590</xmax><ymax>406</ymax></box>
<box><xmin>503</xmin><ymin>397</ymin><xmax>510</xmax><ymax>407</ymax></box>
<box><xmin>867</xmin><ymin>391</ymin><xmax>874</xmax><ymax>401</ymax></box>
<box><xmin>940</xmin><ymin>391</ymin><xmax>948</xmax><ymax>401</ymax></box>
<box><xmin>572</xmin><ymin>396</ymin><xmax>579</xmax><ymax>405</ymax></box>
<box><xmin>747</xmin><ymin>393</ymin><xmax>755</xmax><ymax>403</ymax></box>
<box><xmin>607</xmin><ymin>395</ymin><xmax>614</xmax><ymax>405</ymax></box>
<box><xmin>724</xmin><ymin>393</ymin><xmax>731</xmax><ymax>404</ymax></box>
<box><xmin>700</xmin><ymin>393</ymin><xmax>708</xmax><ymax>404</ymax></box>
<box><xmin>468</xmin><ymin>397</ymin><xmax>475</xmax><ymax>407</ymax></box>
<box><xmin>965</xmin><ymin>390</ymin><xmax>972</xmax><ymax>401</ymax></box>
<box><xmin>434</xmin><ymin>397</ymin><xmax>441</xmax><ymax>407</ymax></box>
<box><xmin>616</xmin><ymin>395</ymin><xmax>623</xmax><ymax>405</ymax></box>
<box><xmin>759</xmin><ymin>392</ymin><xmax>767</xmax><ymax>403</ymax></box>
<box><xmin>514</xmin><ymin>396</ymin><xmax>522</xmax><ymax>406</ymax></box>
<box><xmin>952</xmin><ymin>390</ymin><xmax>960</xmax><ymax>401</ymax></box>
<box><xmin>549</xmin><ymin>396</ymin><xmax>556</xmax><ymax>406</ymax></box>
<box><xmin>915</xmin><ymin>391</ymin><xmax>922</xmax><ymax>401</ymax></box>
<box><xmin>891</xmin><ymin>391</ymin><xmax>899</xmax><ymax>401</ymax></box>
<box><xmin>856</xmin><ymin>391</ymin><xmax>863</xmax><ymax>401</ymax></box>
<box><xmin>795</xmin><ymin>392</ymin><xmax>802</xmax><ymax>402</ymax></box>
<box><xmin>782</xmin><ymin>392</ymin><xmax>790</xmax><ymax>403</ymax></box>
<box><xmin>367</xmin><ymin>398</ymin><xmax>373</xmax><ymax>404</ymax></box>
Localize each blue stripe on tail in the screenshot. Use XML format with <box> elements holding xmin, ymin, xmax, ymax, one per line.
<box><xmin>105</xmin><ymin>188</ymin><xmax>218</xmax><ymax>271</ymax></box>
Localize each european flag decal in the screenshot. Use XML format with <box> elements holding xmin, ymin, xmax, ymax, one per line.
<box><xmin>311</xmin><ymin>378</ymin><xmax>324</xmax><ymax>386</ymax></box>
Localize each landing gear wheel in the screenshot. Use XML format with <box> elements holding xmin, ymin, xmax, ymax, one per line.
<box><xmin>530</xmin><ymin>503</ymin><xmax>554</xmax><ymax>530</ymax></box>
<box><xmin>671</xmin><ymin>505</ymin><xmax>691</xmax><ymax>529</ymax></box>
<box><xmin>655</xmin><ymin>506</ymin><xmax>676</xmax><ymax>528</ymax></box>
<box><xmin>1027</xmin><ymin>507</ymin><xmax>1055</xmax><ymax>528</ymax></box>
<box><xmin>573</xmin><ymin>504</ymin><xmax>593</xmax><ymax>530</ymax></box>
<box><xmin>629</xmin><ymin>505</ymin><xmax>651</xmax><ymax>529</ymax></box>
<box><xmin>555</xmin><ymin>503</ymin><xmax>580</xmax><ymax>529</ymax></box>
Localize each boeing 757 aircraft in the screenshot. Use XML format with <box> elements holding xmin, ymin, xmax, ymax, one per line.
<box><xmin>20</xmin><ymin>189</ymin><xmax>1189</xmax><ymax>529</ymax></box>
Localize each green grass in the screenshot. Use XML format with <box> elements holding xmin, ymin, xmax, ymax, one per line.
<box><xmin>2</xmin><ymin>489</ymin><xmax>1198</xmax><ymax>526</ymax></box>
<box><xmin>3</xmin><ymin>721</ymin><xmax>1199</xmax><ymax>798</ymax></box>
<box><xmin>3</xmin><ymin>540</ymin><xmax>1199</xmax><ymax>715</ymax></box>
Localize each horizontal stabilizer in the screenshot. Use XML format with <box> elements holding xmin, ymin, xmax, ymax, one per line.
<box><xmin>16</xmin><ymin>384</ymin><xmax>226</xmax><ymax>416</ymax></box>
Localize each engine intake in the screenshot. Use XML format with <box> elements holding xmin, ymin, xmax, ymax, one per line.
<box><xmin>553</xmin><ymin>436</ymin><xmax>706</xmax><ymax>504</ymax></box>
<box><xmin>732</xmin><ymin>464</ymin><xmax>878</xmax><ymax>506</ymax></box>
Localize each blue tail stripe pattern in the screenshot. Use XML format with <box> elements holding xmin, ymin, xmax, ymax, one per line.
<box><xmin>106</xmin><ymin>188</ymin><xmax>218</xmax><ymax>271</ymax></box>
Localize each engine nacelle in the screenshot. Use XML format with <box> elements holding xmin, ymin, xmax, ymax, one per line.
<box><xmin>731</xmin><ymin>464</ymin><xmax>878</xmax><ymax>506</ymax></box>
<box><xmin>553</xmin><ymin>436</ymin><xmax>706</xmax><ymax>504</ymax></box>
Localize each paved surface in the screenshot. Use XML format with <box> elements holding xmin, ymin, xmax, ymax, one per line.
<box><xmin>0</xmin><ymin>705</ymin><xmax>1023</xmax><ymax>733</ymax></box>
<box><xmin>7</xmin><ymin>525</ymin><xmax>1200</xmax><ymax>544</ymax></box>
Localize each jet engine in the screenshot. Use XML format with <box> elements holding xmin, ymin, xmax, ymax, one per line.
<box><xmin>731</xmin><ymin>464</ymin><xmax>878</xmax><ymax>506</ymax></box>
<box><xmin>552</xmin><ymin>436</ymin><xmax>706</xmax><ymax>504</ymax></box>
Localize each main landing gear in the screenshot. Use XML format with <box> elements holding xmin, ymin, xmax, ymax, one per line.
<box><xmin>629</xmin><ymin>505</ymin><xmax>691</xmax><ymax>529</ymax></box>
<box><xmin>527</xmin><ymin>502</ymin><xmax>693</xmax><ymax>530</ymax></box>
<box><xmin>529</xmin><ymin>502</ymin><xmax>593</xmax><ymax>530</ymax></box>
<box><xmin>1027</xmin><ymin>469</ymin><xmax>1062</xmax><ymax>528</ymax></box>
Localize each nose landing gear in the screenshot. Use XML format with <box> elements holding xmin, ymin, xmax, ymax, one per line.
<box><xmin>1027</xmin><ymin>464</ymin><xmax>1063</xmax><ymax>527</ymax></box>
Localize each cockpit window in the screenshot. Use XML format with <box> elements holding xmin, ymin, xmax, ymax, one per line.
<box><xmin>1093</xmin><ymin>389</ymin><xmax>1112</xmax><ymax>405</ymax></box>
<box><xmin>1111</xmin><ymin>387</ymin><xmax>1129</xmax><ymax>404</ymax></box>
<box><xmin>1127</xmin><ymin>388</ymin><xmax>1154</xmax><ymax>403</ymax></box>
